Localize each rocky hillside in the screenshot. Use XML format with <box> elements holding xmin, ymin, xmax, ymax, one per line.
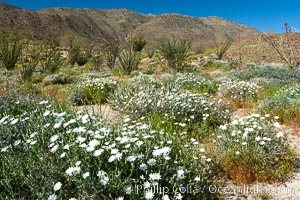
<box><xmin>0</xmin><ymin>2</ymin><xmax>259</xmax><ymax>48</ymax></box>
<box><xmin>225</xmin><ymin>32</ymin><xmax>300</xmax><ymax>65</ymax></box>
<box><xmin>0</xmin><ymin>2</ymin><xmax>20</xmax><ymax>11</ymax></box>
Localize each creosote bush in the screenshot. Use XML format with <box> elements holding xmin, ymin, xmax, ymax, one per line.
<box><xmin>158</xmin><ymin>38</ymin><xmax>191</xmax><ymax>70</ymax></box>
<box><xmin>211</xmin><ymin>114</ymin><xmax>296</xmax><ymax>184</ymax></box>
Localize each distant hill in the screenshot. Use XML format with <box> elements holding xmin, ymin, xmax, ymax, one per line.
<box><xmin>0</xmin><ymin>2</ymin><xmax>259</xmax><ymax>48</ymax></box>
<box><xmin>0</xmin><ymin>2</ymin><xmax>20</xmax><ymax>11</ymax></box>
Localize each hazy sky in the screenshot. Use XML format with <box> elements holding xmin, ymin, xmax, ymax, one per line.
<box><xmin>3</xmin><ymin>0</ymin><xmax>300</xmax><ymax>33</ymax></box>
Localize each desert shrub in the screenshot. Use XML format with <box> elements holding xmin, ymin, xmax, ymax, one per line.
<box><xmin>108</xmin><ymin>75</ymin><xmax>161</xmax><ymax>106</ymax></box>
<box><xmin>20</xmin><ymin>45</ymin><xmax>41</xmax><ymax>82</ymax></box>
<box><xmin>259</xmin><ymin>84</ymin><xmax>300</xmax><ymax>124</ymax></box>
<box><xmin>0</xmin><ymin>95</ymin><xmax>219</xmax><ymax>199</ymax></box>
<box><xmin>0</xmin><ymin>35</ymin><xmax>24</xmax><ymax>70</ymax></box>
<box><xmin>194</xmin><ymin>44</ymin><xmax>206</xmax><ymax>54</ymax></box>
<box><xmin>215</xmin><ymin>39</ymin><xmax>232</xmax><ymax>60</ymax></box>
<box><xmin>202</xmin><ymin>61</ymin><xmax>222</xmax><ymax>69</ymax></box>
<box><xmin>230</xmin><ymin>66</ymin><xmax>300</xmax><ymax>84</ymax></box>
<box><xmin>69</xmin><ymin>46</ymin><xmax>91</xmax><ymax>66</ymax></box>
<box><xmin>173</xmin><ymin>73</ymin><xmax>218</xmax><ymax>94</ymax></box>
<box><xmin>212</xmin><ymin>114</ymin><xmax>296</xmax><ymax>184</ymax></box>
<box><xmin>68</xmin><ymin>78</ymin><xmax>117</xmax><ymax>105</ymax></box>
<box><xmin>118</xmin><ymin>49</ymin><xmax>141</xmax><ymax>75</ymax></box>
<box><xmin>40</xmin><ymin>43</ymin><xmax>63</xmax><ymax>73</ymax></box>
<box><xmin>218</xmin><ymin>79</ymin><xmax>260</xmax><ymax>107</ymax></box>
<box><xmin>109</xmin><ymin>75</ymin><xmax>230</xmax><ymax>138</ymax></box>
<box><xmin>146</xmin><ymin>50</ymin><xmax>155</xmax><ymax>59</ymax></box>
<box><xmin>104</xmin><ymin>40</ymin><xmax>119</xmax><ymax>69</ymax></box>
<box><xmin>90</xmin><ymin>53</ymin><xmax>104</xmax><ymax>71</ymax></box>
<box><xmin>158</xmin><ymin>38</ymin><xmax>191</xmax><ymax>70</ymax></box>
<box><xmin>131</xmin><ymin>37</ymin><xmax>147</xmax><ymax>52</ymax></box>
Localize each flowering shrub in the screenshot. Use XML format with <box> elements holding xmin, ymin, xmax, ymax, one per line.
<box><xmin>0</xmin><ymin>96</ymin><xmax>219</xmax><ymax>199</ymax></box>
<box><xmin>211</xmin><ymin>114</ymin><xmax>296</xmax><ymax>184</ymax></box>
<box><xmin>173</xmin><ymin>73</ymin><xmax>218</xmax><ymax>94</ymax></box>
<box><xmin>68</xmin><ymin>78</ymin><xmax>117</xmax><ymax>105</ymax></box>
<box><xmin>259</xmin><ymin>84</ymin><xmax>300</xmax><ymax>124</ymax></box>
<box><xmin>110</xmin><ymin>75</ymin><xmax>230</xmax><ymax>138</ymax></box>
<box><xmin>218</xmin><ymin>79</ymin><xmax>260</xmax><ymax>107</ymax></box>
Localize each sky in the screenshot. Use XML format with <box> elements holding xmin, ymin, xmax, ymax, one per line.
<box><xmin>2</xmin><ymin>0</ymin><xmax>300</xmax><ymax>33</ymax></box>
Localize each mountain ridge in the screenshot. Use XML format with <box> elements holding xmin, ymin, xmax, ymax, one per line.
<box><xmin>0</xmin><ymin>2</ymin><xmax>260</xmax><ymax>48</ymax></box>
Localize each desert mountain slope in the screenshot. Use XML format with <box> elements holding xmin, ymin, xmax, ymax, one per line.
<box><xmin>0</xmin><ymin>2</ymin><xmax>259</xmax><ymax>48</ymax></box>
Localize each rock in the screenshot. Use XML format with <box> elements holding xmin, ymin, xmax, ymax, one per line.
<box><xmin>101</xmin><ymin>72</ymin><xmax>113</xmax><ymax>77</ymax></box>
<box><xmin>43</xmin><ymin>74</ymin><xmax>68</xmax><ymax>85</ymax></box>
<box><xmin>82</xmin><ymin>72</ymin><xmax>102</xmax><ymax>78</ymax></box>
<box><xmin>215</xmin><ymin>60</ymin><xmax>229</xmax><ymax>64</ymax></box>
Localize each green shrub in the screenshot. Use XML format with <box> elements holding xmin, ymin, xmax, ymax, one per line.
<box><xmin>0</xmin><ymin>35</ymin><xmax>24</xmax><ymax>70</ymax></box>
<box><xmin>40</xmin><ymin>43</ymin><xmax>63</xmax><ymax>73</ymax></box>
<box><xmin>218</xmin><ymin>79</ymin><xmax>260</xmax><ymax>107</ymax></box>
<box><xmin>90</xmin><ymin>53</ymin><xmax>104</xmax><ymax>71</ymax></box>
<box><xmin>172</xmin><ymin>73</ymin><xmax>218</xmax><ymax>94</ymax></box>
<box><xmin>104</xmin><ymin>40</ymin><xmax>119</xmax><ymax>69</ymax></box>
<box><xmin>211</xmin><ymin>114</ymin><xmax>296</xmax><ymax>184</ymax></box>
<box><xmin>20</xmin><ymin>45</ymin><xmax>41</xmax><ymax>82</ymax></box>
<box><xmin>215</xmin><ymin>39</ymin><xmax>232</xmax><ymax>60</ymax></box>
<box><xmin>118</xmin><ymin>49</ymin><xmax>141</xmax><ymax>75</ymax></box>
<box><xmin>131</xmin><ymin>37</ymin><xmax>147</xmax><ymax>52</ymax></box>
<box><xmin>202</xmin><ymin>61</ymin><xmax>222</xmax><ymax>69</ymax></box>
<box><xmin>230</xmin><ymin>65</ymin><xmax>300</xmax><ymax>84</ymax></box>
<box><xmin>69</xmin><ymin>46</ymin><xmax>91</xmax><ymax>66</ymax></box>
<box><xmin>68</xmin><ymin>78</ymin><xmax>117</xmax><ymax>105</ymax></box>
<box><xmin>146</xmin><ymin>50</ymin><xmax>155</xmax><ymax>59</ymax></box>
<box><xmin>259</xmin><ymin>84</ymin><xmax>300</xmax><ymax>124</ymax></box>
<box><xmin>158</xmin><ymin>38</ymin><xmax>191</xmax><ymax>70</ymax></box>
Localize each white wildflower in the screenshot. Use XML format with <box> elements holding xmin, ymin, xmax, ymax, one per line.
<box><xmin>149</xmin><ymin>173</ymin><xmax>161</xmax><ymax>181</ymax></box>
<box><xmin>50</xmin><ymin>135</ymin><xmax>59</xmax><ymax>143</ymax></box>
<box><xmin>50</xmin><ymin>145</ymin><xmax>59</xmax><ymax>153</ymax></box>
<box><xmin>53</xmin><ymin>182</ymin><xmax>62</xmax><ymax>191</ymax></box>
<box><xmin>82</xmin><ymin>172</ymin><xmax>90</xmax><ymax>179</ymax></box>
<box><xmin>145</xmin><ymin>190</ymin><xmax>154</xmax><ymax>200</ymax></box>
<box><xmin>147</xmin><ymin>159</ymin><xmax>156</xmax><ymax>166</ymax></box>
<box><xmin>48</xmin><ymin>194</ymin><xmax>57</xmax><ymax>200</ymax></box>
